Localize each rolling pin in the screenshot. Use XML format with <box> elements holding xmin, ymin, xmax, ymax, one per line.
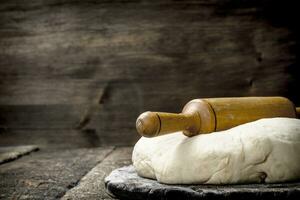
<box><xmin>136</xmin><ymin>97</ymin><xmax>300</xmax><ymax>137</ymax></box>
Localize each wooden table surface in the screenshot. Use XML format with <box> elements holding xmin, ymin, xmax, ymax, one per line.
<box><xmin>0</xmin><ymin>146</ymin><xmax>133</xmax><ymax>200</ymax></box>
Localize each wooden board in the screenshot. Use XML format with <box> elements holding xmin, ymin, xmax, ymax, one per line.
<box><xmin>0</xmin><ymin>129</ymin><xmax>139</xmax><ymax>148</ymax></box>
<box><xmin>0</xmin><ymin>0</ymin><xmax>299</xmax><ymax>147</ymax></box>
<box><xmin>0</xmin><ymin>147</ymin><xmax>115</xmax><ymax>199</ymax></box>
<box><xmin>0</xmin><ymin>145</ymin><xmax>38</xmax><ymax>164</ymax></box>
<box><xmin>62</xmin><ymin>147</ymin><xmax>133</xmax><ymax>200</ymax></box>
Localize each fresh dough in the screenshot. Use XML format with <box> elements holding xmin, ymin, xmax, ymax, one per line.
<box><xmin>132</xmin><ymin>118</ymin><xmax>300</xmax><ymax>184</ymax></box>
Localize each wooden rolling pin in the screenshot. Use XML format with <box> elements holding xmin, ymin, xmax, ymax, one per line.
<box><xmin>136</xmin><ymin>97</ymin><xmax>300</xmax><ymax>137</ymax></box>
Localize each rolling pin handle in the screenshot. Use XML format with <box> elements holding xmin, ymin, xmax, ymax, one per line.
<box><xmin>136</xmin><ymin>112</ymin><xmax>161</xmax><ymax>137</ymax></box>
<box><xmin>136</xmin><ymin>111</ymin><xmax>201</xmax><ymax>137</ymax></box>
<box><xmin>296</xmin><ymin>107</ymin><xmax>300</xmax><ymax>118</ymax></box>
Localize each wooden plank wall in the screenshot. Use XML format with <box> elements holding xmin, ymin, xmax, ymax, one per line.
<box><xmin>0</xmin><ymin>0</ymin><xmax>299</xmax><ymax>148</ymax></box>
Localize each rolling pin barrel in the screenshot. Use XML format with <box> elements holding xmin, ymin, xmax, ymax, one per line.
<box><xmin>136</xmin><ymin>97</ymin><xmax>299</xmax><ymax>138</ymax></box>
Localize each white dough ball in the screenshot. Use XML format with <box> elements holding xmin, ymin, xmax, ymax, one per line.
<box><xmin>132</xmin><ymin>118</ymin><xmax>300</xmax><ymax>184</ymax></box>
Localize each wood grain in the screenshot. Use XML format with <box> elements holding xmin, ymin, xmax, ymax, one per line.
<box><xmin>0</xmin><ymin>0</ymin><xmax>299</xmax><ymax>147</ymax></box>
<box><xmin>61</xmin><ymin>147</ymin><xmax>133</xmax><ymax>200</ymax></box>
<box><xmin>0</xmin><ymin>147</ymin><xmax>115</xmax><ymax>199</ymax></box>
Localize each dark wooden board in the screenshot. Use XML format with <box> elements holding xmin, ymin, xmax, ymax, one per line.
<box><xmin>62</xmin><ymin>147</ymin><xmax>133</xmax><ymax>200</ymax></box>
<box><xmin>0</xmin><ymin>0</ymin><xmax>299</xmax><ymax>147</ymax></box>
<box><xmin>105</xmin><ymin>165</ymin><xmax>300</xmax><ymax>200</ymax></box>
<box><xmin>0</xmin><ymin>79</ymin><xmax>105</xmax><ymax>105</ymax></box>
<box><xmin>0</xmin><ymin>145</ymin><xmax>38</xmax><ymax>164</ymax></box>
<box><xmin>0</xmin><ymin>129</ymin><xmax>139</xmax><ymax>148</ymax></box>
<box><xmin>0</xmin><ymin>147</ymin><xmax>114</xmax><ymax>200</ymax></box>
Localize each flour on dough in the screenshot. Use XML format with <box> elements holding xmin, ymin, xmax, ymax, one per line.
<box><xmin>132</xmin><ymin>118</ymin><xmax>300</xmax><ymax>184</ymax></box>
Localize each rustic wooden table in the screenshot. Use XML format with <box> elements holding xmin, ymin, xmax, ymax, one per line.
<box><xmin>0</xmin><ymin>146</ymin><xmax>133</xmax><ymax>200</ymax></box>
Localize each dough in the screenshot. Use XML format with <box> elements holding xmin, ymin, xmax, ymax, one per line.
<box><xmin>132</xmin><ymin>118</ymin><xmax>300</xmax><ymax>184</ymax></box>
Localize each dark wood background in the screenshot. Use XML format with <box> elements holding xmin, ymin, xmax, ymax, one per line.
<box><xmin>0</xmin><ymin>0</ymin><xmax>299</xmax><ymax>148</ymax></box>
